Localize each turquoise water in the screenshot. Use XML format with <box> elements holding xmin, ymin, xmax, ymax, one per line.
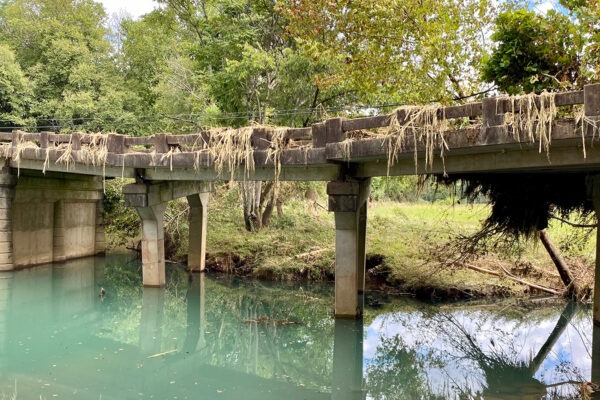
<box><xmin>0</xmin><ymin>254</ymin><xmax>593</xmax><ymax>399</ymax></box>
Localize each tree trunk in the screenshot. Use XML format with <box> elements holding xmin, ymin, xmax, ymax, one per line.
<box><xmin>241</xmin><ymin>181</ymin><xmax>271</xmax><ymax>231</ymax></box>
<box><xmin>259</xmin><ymin>182</ymin><xmax>275</xmax><ymax>227</ymax></box>
<box><xmin>276</xmin><ymin>194</ymin><xmax>283</xmax><ymax>217</ymax></box>
<box><xmin>262</xmin><ymin>190</ymin><xmax>275</xmax><ymax>227</ymax></box>
<box><xmin>253</xmin><ymin>181</ymin><xmax>262</xmax><ymax>230</ymax></box>
<box><xmin>241</xmin><ymin>181</ymin><xmax>252</xmax><ymax>231</ymax></box>
<box><xmin>538</xmin><ymin>229</ymin><xmax>580</xmax><ymax>298</ymax></box>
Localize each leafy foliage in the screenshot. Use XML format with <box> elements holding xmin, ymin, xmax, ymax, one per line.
<box><xmin>0</xmin><ymin>44</ymin><xmax>32</xmax><ymax>128</ymax></box>
<box><xmin>481</xmin><ymin>9</ymin><xmax>586</xmax><ymax>94</ymax></box>
<box><xmin>280</xmin><ymin>0</ymin><xmax>496</xmax><ymax>104</ymax></box>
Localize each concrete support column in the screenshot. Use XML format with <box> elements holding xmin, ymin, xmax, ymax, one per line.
<box><xmin>136</xmin><ymin>203</ymin><xmax>168</xmax><ymax>287</ymax></box>
<box><xmin>124</xmin><ymin>180</ymin><xmax>213</xmax><ymax>288</ymax></box>
<box><xmin>53</xmin><ymin>200</ymin><xmax>67</xmax><ymax>262</ymax></box>
<box><xmin>589</xmin><ymin>175</ymin><xmax>600</xmax><ymax>326</ymax></box>
<box><xmin>187</xmin><ymin>191</ymin><xmax>210</xmax><ymax>272</ymax></box>
<box><xmin>587</xmin><ymin>86</ymin><xmax>600</xmax><ymax>389</ymax></box>
<box><xmin>94</xmin><ymin>199</ymin><xmax>105</xmax><ymax>255</ymax></box>
<box><xmin>328</xmin><ymin>178</ymin><xmax>371</xmax><ymax>318</ymax></box>
<box><xmin>593</xmin><ymin>325</ymin><xmax>600</xmax><ymax>387</ymax></box>
<box><xmin>0</xmin><ymin>169</ymin><xmax>16</xmax><ymax>271</ymax></box>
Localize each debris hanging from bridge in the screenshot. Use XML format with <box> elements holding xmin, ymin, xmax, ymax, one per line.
<box><xmin>437</xmin><ymin>173</ymin><xmax>594</xmax><ymax>238</ymax></box>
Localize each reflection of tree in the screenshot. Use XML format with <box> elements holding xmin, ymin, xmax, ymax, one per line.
<box><xmin>99</xmin><ymin>259</ymin><xmax>337</xmax><ymax>391</ymax></box>
<box><xmin>198</xmin><ymin>276</ymin><xmax>335</xmax><ymax>390</ymax></box>
<box><xmin>366</xmin><ymin>335</ymin><xmax>444</xmax><ymax>400</ymax></box>
<box><xmin>436</xmin><ymin>302</ymin><xmax>577</xmax><ymax>399</ymax></box>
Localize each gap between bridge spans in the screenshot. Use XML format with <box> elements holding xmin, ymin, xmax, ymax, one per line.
<box><xmin>0</xmin><ymin>84</ymin><xmax>598</xmax><ymax>183</ymax></box>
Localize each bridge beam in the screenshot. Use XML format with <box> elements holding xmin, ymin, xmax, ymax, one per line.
<box><xmin>328</xmin><ymin>178</ymin><xmax>371</xmax><ymax>318</ymax></box>
<box><xmin>187</xmin><ymin>188</ymin><xmax>210</xmax><ymax>272</ymax></box>
<box><xmin>124</xmin><ymin>181</ymin><xmax>210</xmax><ymax>287</ymax></box>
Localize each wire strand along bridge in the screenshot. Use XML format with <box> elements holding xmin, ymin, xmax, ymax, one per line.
<box><xmin>0</xmin><ymin>84</ymin><xmax>599</xmax><ymax>319</ymax></box>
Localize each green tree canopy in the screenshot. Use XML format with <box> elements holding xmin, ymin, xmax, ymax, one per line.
<box><xmin>0</xmin><ymin>44</ymin><xmax>32</xmax><ymax>128</ymax></box>
<box><xmin>281</xmin><ymin>0</ymin><xmax>496</xmax><ymax>104</ymax></box>
<box><xmin>481</xmin><ymin>9</ymin><xmax>585</xmax><ymax>94</ymax></box>
<box><xmin>0</xmin><ymin>0</ymin><xmax>138</xmax><ymax>132</ymax></box>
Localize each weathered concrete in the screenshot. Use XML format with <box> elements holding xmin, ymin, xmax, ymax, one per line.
<box><xmin>136</xmin><ymin>203</ymin><xmax>168</xmax><ymax>287</ymax></box>
<box><xmin>53</xmin><ymin>201</ymin><xmax>96</xmax><ymax>262</ymax></box>
<box><xmin>13</xmin><ymin>202</ymin><xmax>54</xmax><ymax>266</ymax></box>
<box><xmin>187</xmin><ymin>184</ymin><xmax>211</xmax><ymax>272</ymax></box>
<box><xmin>124</xmin><ymin>180</ymin><xmax>209</xmax><ymax>286</ymax></box>
<box><xmin>95</xmin><ymin>199</ymin><xmax>105</xmax><ymax>255</ymax></box>
<box><xmin>0</xmin><ymin>169</ymin><xmax>16</xmax><ymax>272</ymax></box>
<box><xmin>5</xmin><ymin>171</ymin><xmax>104</xmax><ymax>269</ymax></box>
<box><xmin>329</xmin><ymin>178</ymin><xmax>371</xmax><ymax>318</ymax></box>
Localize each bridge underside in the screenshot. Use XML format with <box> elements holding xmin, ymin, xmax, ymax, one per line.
<box><xmin>1</xmin><ymin>83</ymin><xmax>600</xmax><ymax>318</ymax></box>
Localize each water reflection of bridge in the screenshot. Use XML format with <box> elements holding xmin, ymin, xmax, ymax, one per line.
<box><xmin>0</xmin><ymin>257</ymin><xmax>350</xmax><ymax>399</ymax></box>
<box><xmin>0</xmin><ymin>256</ymin><xmax>597</xmax><ymax>399</ymax></box>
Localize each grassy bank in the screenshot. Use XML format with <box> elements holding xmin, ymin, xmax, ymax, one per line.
<box><xmin>105</xmin><ymin>180</ymin><xmax>596</xmax><ymax>300</ymax></box>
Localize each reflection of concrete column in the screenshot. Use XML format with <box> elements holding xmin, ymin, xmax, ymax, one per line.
<box><xmin>187</xmin><ymin>191</ymin><xmax>210</xmax><ymax>272</ymax></box>
<box><xmin>139</xmin><ymin>288</ymin><xmax>165</xmax><ymax>356</ymax></box>
<box><xmin>0</xmin><ymin>272</ymin><xmax>14</xmax><ymax>368</ymax></box>
<box><xmin>328</xmin><ymin>179</ymin><xmax>371</xmax><ymax>318</ymax></box>
<box><xmin>183</xmin><ymin>274</ymin><xmax>200</xmax><ymax>354</ymax></box>
<box><xmin>94</xmin><ymin>255</ymin><xmax>105</xmax><ymax>289</ymax></box>
<box><xmin>0</xmin><ymin>168</ymin><xmax>17</xmax><ymax>271</ymax></box>
<box><xmin>593</xmin><ymin>324</ymin><xmax>600</xmax><ymax>384</ymax></box>
<box><xmin>592</xmin><ymin>324</ymin><xmax>600</xmax><ymax>400</ymax></box>
<box><xmin>199</xmin><ymin>272</ymin><xmax>205</xmax><ymax>349</ymax></box>
<box><xmin>331</xmin><ymin>318</ymin><xmax>365</xmax><ymax>400</ymax></box>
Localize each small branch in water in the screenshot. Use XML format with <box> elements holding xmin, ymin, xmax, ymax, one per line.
<box><xmin>147</xmin><ymin>349</ymin><xmax>177</xmax><ymax>358</ymax></box>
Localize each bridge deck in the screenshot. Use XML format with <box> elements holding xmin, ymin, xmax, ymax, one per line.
<box><xmin>2</xmin><ymin>84</ymin><xmax>599</xmax><ymax>181</ymax></box>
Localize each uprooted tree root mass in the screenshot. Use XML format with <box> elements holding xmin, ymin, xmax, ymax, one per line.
<box><xmin>432</xmin><ymin>173</ymin><xmax>596</xmax><ymax>299</ymax></box>
<box><xmin>437</xmin><ymin>173</ymin><xmax>594</xmax><ymax>238</ymax></box>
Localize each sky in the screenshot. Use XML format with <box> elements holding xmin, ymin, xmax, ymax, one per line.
<box><xmin>99</xmin><ymin>0</ymin><xmax>159</xmax><ymax>19</ymax></box>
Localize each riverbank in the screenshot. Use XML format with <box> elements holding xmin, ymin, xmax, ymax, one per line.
<box><xmin>105</xmin><ymin>181</ymin><xmax>596</xmax><ymax>300</ymax></box>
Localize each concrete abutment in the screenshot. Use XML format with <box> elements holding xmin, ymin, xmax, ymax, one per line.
<box><xmin>0</xmin><ymin>168</ymin><xmax>104</xmax><ymax>271</ymax></box>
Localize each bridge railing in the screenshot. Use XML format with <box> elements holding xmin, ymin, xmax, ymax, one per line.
<box><xmin>0</xmin><ymin>84</ymin><xmax>598</xmax><ymax>162</ymax></box>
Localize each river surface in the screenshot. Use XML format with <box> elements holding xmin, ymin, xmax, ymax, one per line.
<box><xmin>0</xmin><ymin>254</ymin><xmax>593</xmax><ymax>399</ymax></box>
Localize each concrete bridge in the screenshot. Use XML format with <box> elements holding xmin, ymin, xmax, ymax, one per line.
<box><xmin>0</xmin><ymin>84</ymin><xmax>599</xmax><ymax>318</ymax></box>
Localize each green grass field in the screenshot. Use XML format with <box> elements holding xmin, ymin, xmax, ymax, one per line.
<box><xmin>201</xmin><ymin>190</ymin><xmax>596</xmax><ymax>299</ymax></box>
<box><xmin>104</xmin><ymin>179</ymin><xmax>595</xmax><ymax>300</ymax></box>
